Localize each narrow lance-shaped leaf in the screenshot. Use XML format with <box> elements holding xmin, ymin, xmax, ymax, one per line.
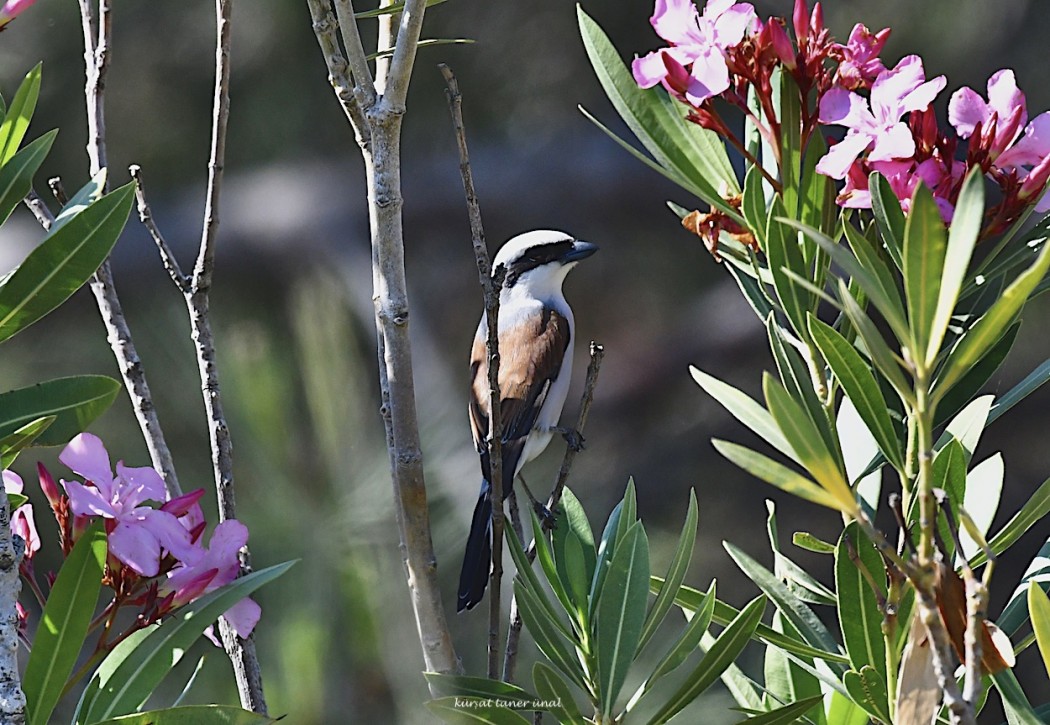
<box><xmin>0</xmin><ymin>63</ymin><xmax>42</xmax><ymax>166</ymax></box>
<box><xmin>712</xmin><ymin>438</ymin><xmax>848</xmax><ymax>512</ymax></box>
<box><xmin>970</xmin><ymin>475</ymin><xmax>1050</xmax><ymax>568</ymax></box>
<box><xmin>809</xmin><ymin>315</ymin><xmax>904</xmax><ymax>472</ymax></box>
<box><xmin>0</xmin><ymin>129</ymin><xmax>56</xmax><ymax>227</ymax></box>
<box><xmin>926</xmin><ymin>170</ymin><xmax>983</xmax><ymax>366</ymax></box>
<box><xmin>0</xmin><ymin>375</ymin><xmax>121</xmax><ymax>446</ymax></box>
<box><xmin>0</xmin><ymin>183</ymin><xmax>135</xmax><ymax>343</ymax></box>
<box><xmin>638</xmin><ymin>490</ymin><xmax>697</xmax><ymax>651</ymax></box>
<box><xmin>902</xmin><ymin>182</ymin><xmax>947</xmax><ymax>364</ymax></box>
<box><xmin>869</xmin><ymin>172</ymin><xmax>905</xmax><ymax>270</ymax></box>
<box><xmin>24</xmin><ymin>523</ymin><xmax>107</xmax><ymax>725</ymax></box>
<box><xmin>835</xmin><ymin>523</ymin><xmax>887</xmax><ymax>679</ymax></box>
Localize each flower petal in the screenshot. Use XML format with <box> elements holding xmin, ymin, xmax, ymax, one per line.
<box><xmin>816</xmin><ymin>132</ymin><xmax>872</xmax><ymax>179</ymax></box>
<box><xmin>998</xmin><ymin>112</ymin><xmax>1050</xmax><ymax>170</ymax></box>
<box><xmin>948</xmin><ymin>86</ymin><xmax>989</xmax><ymax>139</ymax></box>
<box><xmin>223</xmin><ymin>597</ymin><xmax>261</xmax><ymax>639</ymax></box>
<box><xmin>869</xmin><ymin>123</ymin><xmax>916</xmax><ymax>162</ymax></box>
<box><xmin>141</xmin><ymin>509</ymin><xmax>196</xmax><ymax>562</ymax></box>
<box><xmin>819</xmin><ymin>87</ymin><xmax>869</xmax><ymax>127</ymax></box>
<box><xmin>870</xmin><ymin>55</ymin><xmax>925</xmax><ymax>117</ymax></box>
<box><xmin>110</xmin><ymin>521</ymin><xmax>162</xmax><ymax>576</ymax></box>
<box><xmin>632</xmin><ymin>51</ymin><xmax>670</xmax><ymax>89</ymax></box>
<box><xmin>115</xmin><ymin>462</ymin><xmax>166</xmax><ymax>505</ymax></box>
<box><xmin>711</xmin><ymin>3</ymin><xmax>756</xmax><ymax>47</ymax></box>
<box><xmin>987</xmin><ymin>69</ymin><xmax>1025</xmax><ymax>127</ymax></box>
<box><xmin>651</xmin><ymin>0</ymin><xmax>703</xmax><ymax>46</ymax></box>
<box><xmin>2</xmin><ymin>470</ymin><xmax>23</xmax><ymax>495</ymax></box>
<box><xmin>59</xmin><ymin>433</ymin><xmax>113</xmax><ymax>491</ymax></box>
<box><xmin>63</xmin><ymin>480</ymin><xmax>117</xmax><ymax>518</ymax></box>
<box><xmin>684</xmin><ymin>45</ymin><xmax>730</xmax><ymax>105</ymax></box>
<box><xmin>899</xmin><ymin>76</ymin><xmax>946</xmax><ymax>115</ymax></box>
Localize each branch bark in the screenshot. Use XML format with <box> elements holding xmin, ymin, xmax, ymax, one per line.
<box><xmin>76</xmin><ymin>0</ymin><xmax>183</xmax><ymax>499</ymax></box>
<box><xmin>0</xmin><ymin>498</ymin><xmax>25</xmax><ymax>724</ymax></box>
<box><xmin>439</xmin><ymin>64</ymin><xmax>505</xmax><ymax>678</ymax></box>
<box><xmin>306</xmin><ymin>0</ymin><xmax>460</xmax><ymax>680</ymax></box>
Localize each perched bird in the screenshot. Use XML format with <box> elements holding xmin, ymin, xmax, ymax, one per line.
<box><xmin>458</xmin><ymin>230</ymin><xmax>598</xmax><ymax>612</ymax></box>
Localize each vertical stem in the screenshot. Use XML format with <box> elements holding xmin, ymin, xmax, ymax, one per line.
<box><xmin>0</xmin><ymin>497</ymin><xmax>25</xmax><ymax>724</ymax></box>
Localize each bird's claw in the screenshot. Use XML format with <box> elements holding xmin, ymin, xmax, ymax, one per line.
<box><xmin>534</xmin><ymin>502</ymin><xmax>557</xmax><ymax>529</ymax></box>
<box><xmin>556</xmin><ymin>427</ymin><xmax>585</xmax><ymax>452</ymax></box>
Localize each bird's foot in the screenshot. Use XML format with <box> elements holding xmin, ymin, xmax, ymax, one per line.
<box><xmin>553</xmin><ymin>426</ymin><xmax>585</xmax><ymax>452</ymax></box>
<box><xmin>533</xmin><ymin>501</ymin><xmax>557</xmax><ymax>529</ymax></box>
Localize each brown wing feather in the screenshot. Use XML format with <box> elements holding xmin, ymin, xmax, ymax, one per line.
<box><xmin>469</xmin><ymin>308</ymin><xmax>571</xmax><ymax>462</ymax></box>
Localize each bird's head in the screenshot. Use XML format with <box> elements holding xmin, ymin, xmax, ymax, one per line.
<box><xmin>492</xmin><ymin>230</ymin><xmax>598</xmax><ymax>294</ymax></box>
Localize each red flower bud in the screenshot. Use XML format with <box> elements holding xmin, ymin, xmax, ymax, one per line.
<box><xmin>792</xmin><ymin>0</ymin><xmax>809</xmax><ymax>42</ymax></box>
<box><xmin>768</xmin><ymin>19</ymin><xmax>796</xmax><ymax>70</ymax></box>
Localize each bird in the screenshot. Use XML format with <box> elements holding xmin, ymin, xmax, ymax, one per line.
<box><xmin>457</xmin><ymin>230</ymin><xmax>598</xmax><ymax>612</ymax></box>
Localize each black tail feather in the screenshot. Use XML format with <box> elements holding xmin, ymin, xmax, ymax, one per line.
<box><xmin>457</xmin><ymin>484</ymin><xmax>492</xmax><ymax>612</ymax></box>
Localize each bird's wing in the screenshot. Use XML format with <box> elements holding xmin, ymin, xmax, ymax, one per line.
<box><xmin>469</xmin><ymin>307</ymin><xmax>571</xmax><ymax>458</ymax></box>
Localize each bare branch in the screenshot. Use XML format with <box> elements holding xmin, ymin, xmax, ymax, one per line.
<box><xmin>333</xmin><ymin>0</ymin><xmax>377</xmax><ymax>108</ymax></box>
<box><xmin>47</xmin><ymin>177</ymin><xmax>68</xmax><ymax>205</ymax></box>
<box><xmin>23</xmin><ymin>190</ymin><xmax>54</xmax><ymax>231</ymax></box>
<box><xmin>439</xmin><ymin>64</ymin><xmax>504</xmax><ymax>678</ymax></box>
<box><xmin>129</xmin><ymin>165</ymin><xmax>189</xmax><ymax>291</ymax></box>
<box><xmin>77</xmin><ymin>0</ymin><xmax>183</xmax><ymax>499</ymax></box>
<box><xmin>381</xmin><ymin>0</ymin><xmax>427</xmax><ymax>112</ymax></box>
<box><xmin>305</xmin><ymin>0</ymin><xmax>371</xmax><ymax>145</ymax></box>
<box><xmin>0</xmin><ymin>498</ymin><xmax>25</xmax><ymax>723</ymax></box>
<box><xmin>503</xmin><ymin>342</ymin><xmax>604</xmax><ymax>681</ymax></box>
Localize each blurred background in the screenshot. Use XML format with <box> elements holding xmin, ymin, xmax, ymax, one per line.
<box><xmin>2</xmin><ymin>0</ymin><xmax>1050</xmax><ymax>722</ymax></box>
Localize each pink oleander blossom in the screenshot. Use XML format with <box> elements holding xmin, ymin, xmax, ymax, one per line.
<box><xmin>2</xmin><ymin>470</ymin><xmax>39</xmax><ymax>557</ymax></box>
<box><xmin>59</xmin><ymin>433</ymin><xmax>194</xmax><ymax>577</ymax></box>
<box><xmin>165</xmin><ymin>519</ymin><xmax>261</xmax><ymax>639</ymax></box>
<box><xmin>817</xmin><ymin>55</ymin><xmax>946</xmax><ymax>179</ymax></box>
<box><xmin>833</xmin><ymin>23</ymin><xmax>890</xmax><ymax>90</ymax></box>
<box><xmin>837</xmin><ymin>155</ymin><xmax>962</xmax><ymax>223</ymax></box>
<box><xmin>949</xmin><ymin>69</ymin><xmax>1050</xmax><ymax>211</ymax></box>
<box><xmin>0</xmin><ymin>0</ymin><xmax>35</xmax><ymax>28</ymax></box>
<box><xmin>632</xmin><ymin>0</ymin><xmax>757</xmax><ymax>106</ymax></box>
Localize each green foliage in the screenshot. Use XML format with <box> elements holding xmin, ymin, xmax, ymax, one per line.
<box><xmin>24</xmin><ymin>523</ymin><xmax>107</xmax><ymax>725</ymax></box>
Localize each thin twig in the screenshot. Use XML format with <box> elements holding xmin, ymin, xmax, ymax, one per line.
<box><xmin>77</xmin><ymin>0</ymin><xmax>183</xmax><ymax>498</ymax></box>
<box><xmin>128</xmin><ymin>165</ymin><xmax>189</xmax><ymax>291</ymax></box>
<box><xmin>503</xmin><ymin>343</ymin><xmax>604</xmax><ymax>681</ymax></box>
<box><xmin>439</xmin><ymin>63</ymin><xmax>504</xmax><ymax>678</ymax></box>
<box><xmin>47</xmin><ymin>177</ymin><xmax>68</xmax><ymax>205</ymax></box>
<box><xmin>333</xmin><ymin>0</ymin><xmax>377</xmax><ymax>108</ymax></box>
<box><xmin>305</xmin><ymin>0</ymin><xmax>371</xmax><ymax>148</ymax></box>
<box><xmin>381</xmin><ymin>0</ymin><xmax>426</xmax><ymax>111</ymax></box>
<box><xmin>22</xmin><ymin>189</ymin><xmax>54</xmax><ymax>231</ymax></box>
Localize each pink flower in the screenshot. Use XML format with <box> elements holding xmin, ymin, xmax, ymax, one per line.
<box><xmin>949</xmin><ymin>69</ymin><xmax>1050</xmax><ymax>212</ymax></box>
<box><xmin>165</xmin><ymin>519</ymin><xmax>260</xmax><ymax>639</ymax></box>
<box><xmin>833</xmin><ymin>23</ymin><xmax>890</xmax><ymax>90</ymax></box>
<box><xmin>0</xmin><ymin>0</ymin><xmax>36</xmax><ymax>28</ymax></box>
<box><xmin>59</xmin><ymin>433</ymin><xmax>194</xmax><ymax>577</ymax></box>
<box><xmin>817</xmin><ymin>55</ymin><xmax>946</xmax><ymax>179</ymax></box>
<box><xmin>836</xmin><ymin>156</ymin><xmax>962</xmax><ymax>223</ymax></box>
<box><xmin>2</xmin><ymin>470</ymin><xmax>38</xmax><ymax>558</ymax></box>
<box><xmin>632</xmin><ymin>0</ymin><xmax>757</xmax><ymax>106</ymax></box>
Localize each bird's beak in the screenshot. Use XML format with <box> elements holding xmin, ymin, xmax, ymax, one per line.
<box><xmin>563</xmin><ymin>240</ymin><xmax>599</xmax><ymax>263</ymax></box>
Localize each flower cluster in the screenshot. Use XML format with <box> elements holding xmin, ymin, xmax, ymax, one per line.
<box><xmin>9</xmin><ymin>432</ymin><xmax>259</xmax><ymax>647</ymax></box>
<box><xmin>632</xmin><ymin>0</ymin><xmax>1050</xmax><ymax>237</ymax></box>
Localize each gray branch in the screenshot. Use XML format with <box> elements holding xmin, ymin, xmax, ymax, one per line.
<box><xmin>0</xmin><ymin>498</ymin><xmax>25</xmax><ymax>723</ymax></box>
<box><xmin>307</xmin><ymin>0</ymin><xmax>460</xmax><ymax>681</ymax></box>
<box><xmin>76</xmin><ymin>0</ymin><xmax>183</xmax><ymax>498</ymax></box>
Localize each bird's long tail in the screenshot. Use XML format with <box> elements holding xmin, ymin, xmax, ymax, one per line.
<box><xmin>457</xmin><ymin>483</ymin><xmax>492</xmax><ymax>612</ymax></box>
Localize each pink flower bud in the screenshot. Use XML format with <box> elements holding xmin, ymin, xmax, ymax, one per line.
<box><xmin>792</xmin><ymin>0</ymin><xmax>810</xmax><ymax>42</ymax></box>
<box><xmin>37</xmin><ymin>463</ymin><xmax>62</xmax><ymax>512</ymax></box>
<box><xmin>1020</xmin><ymin>153</ymin><xmax>1050</xmax><ymax>202</ymax></box>
<box><xmin>810</xmin><ymin>3</ymin><xmax>824</xmax><ymax>36</ymax></box>
<box><xmin>160</xmin><ymin>488</ymin><xmax>205</xmax><ymax>518</ymax></box>
<box><xmin>0</xmin><ymin>0</ymin><xmax>36</xmax><ymax>28</ymax></box>
<box><xmin>768</xmin><ymin>20</ymin><xmax>796</xmax><ymax>70</ymax></box>
<box><xmin>992</xmin><ymin>105</ymin><xmax>1026</xmax><ymax>160</ymax></box>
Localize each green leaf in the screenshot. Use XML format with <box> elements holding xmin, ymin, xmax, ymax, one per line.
<box><xmin>992</xmin><ymin>670</ymin><xmax>1043</xmax><ymax>725</ymax></box>
<box><xmin>809</xmin><ymin>315</ymin><xmax>903</xmax><ymax>471</ymax></box>
<box><xmin>512</xmin><ymin>579</ymin><xmax>586</xmax><ymax>690</ymax></box>
<box><xmin>6</xmin><ymin>492</ymin><xmax>27</xmax><ymax>511</ymax></box>
<box><xmin>0</xmin><ymin>129</ymin><xmax>56</xmax><ymax>227</ymax></box>
<box><xmin>763</xmin><ymin>373</ymin><xmax>855</xmax><ymax>513</ymax></box>
<box><xmin>869</xmin><ymin>172</ymin><xmax>905</xmax><ymax>270</ymax></box>
<box><xmin>841</xmin><ymin>221</ymin><xmax>904</xmax><ymax>332</ymax></box>
<box><xmin>792</xmin><ymin>532</ymin><xmax>835</xmax><ymax>554</ymax></box>
<box><xmin>971</xmin><ymin>475</ymin><xmax>1050</xmax><ymax>568</ymax></box>
<box><xmin>726</xmin><ymin>259</ymin><xmax>776</xmax><ymax>322</ymax></box>
<box><xmin>691</xmin><ymin>366</ymin><xmax>798</xmax><ymax>464</ymax></box>
<box><xmin>766</xmin><ymin>316</ymin><xmax>834</xmax><ymax>455</ymax></box>
<box><xmin>530</xmin><ymin>506</ymin><xmax>579</xmax><ymax>623</ymax></box>
<box><xmin>1028</xmin><ymin>583</ymin><xmax>1050</xmax><ymax>679</ymax></box>
<box><xmin>651</xmin><ymin>577</ymin><xmax>849</xmax><ymax>664</ymax></box>
<box><xmin>936</xmin><ymin>395</ymin><xmax>993</xmax><ymax>465</ymax></box>
<box><xmin>646</xmin><ymin>580</ymin><xmax>716</xmax><ymax>687</ymax></box>
<box><xmin>505</xmin><ymin>523</ymin><xmax>571</xmax><ymax>638</ymax></box>
<box><xmin>52</xmin><ymin>169</ymin><xmax>107</xmax><ymax>233</ymax></box>
<box><xmin>645</xmin><ymin>595</ymin><xmax>766</xmax><ymax>725</ymax></box>
<box><xmin>766</xmin><ymin>199</ymin><xmax>814</xmax><ymax>340</ymax></box>
<box><xmin>799</xmin><ymin>132</ymin><xmax>836</xmax><ymax>235</ymax></box>
<box><xmin>835</xmin><ymin>279</ymin><xmax>912</xmax><ymax>401</ymax></box>
<box><xmin>843</xmin><ymin>666</ymin><xmax>891</xmax><ymax>724</ymax></box>
<box><xmin>0</xmin><ymin>63</ymin><xmax>42</xmax><ymax>166</ymax></box>
<box><xmin>762</xmin><ymin>612</ymin><xmax>823</xmax><ymax>725</ymax></box>
<box><xmin>532</xmin><ymin>662</ymin><xmax>586</xmax><ymax>725</ymax></box>
<box><xmin>638</xmin><ymin>490</ymin><xmax>697</xmax><ymax>652</ymax></box>
<box><xmin>553</xmin><ymin>487</ymin><xmax>596</xmax><ymax>614</ymax></box>
<box><xmin>74</xmin><ymin>627</ymin><xmax>157</xmax><ymax>724</ymax></box>
<box><xmin>425</xmin><ymin>697</ymin><xmax>532</xmax><ymax>724</ymax></box>
<box><xmin>785</xmin><ymin>219</ymin><xmax>909</xmax><ymax>342</ymax></box>
<box><xmin>927</xmin><ymin>170</ymin><xmax>983</xmax><ymax>366</ymax></box>
<box><xmin>733</xmin><ymin>695</ymin><xmax>824</xmax><ymax>725</ymax></box>
<box><xmin>0</xmin><ymin>375</ymin><xmax>121</xmax><ymax>446</ymax></box>
<box><xmin>0</xmin><ymin>416</ymin><xmax>54</xmax><ymax>467</ymax></box>
<box><xmin>366</xmin><ymin>37</ymin><xmax>474</xmax><ymax>61</ymax></box>
<box><xmin>935</xmin><ymin>238</ymin><xmax>1050</xmax><ymax>398</ymax></box>
<box><xmin>595</xmin><ymin>521</ymin><xmax>649</xmax><ymax>716</ymax></box>
<box><xmin>82</xmin><ymin>561</ymin><xmax>295</xmax><ymax>723</ymax></box>
<box><xmin>935</xmin><ymin>322</ymin><xmax>1018</xmax><ymax>427</ymax></box>
<box><xmin>959</xmin><ymin>453</ymin><xmax>1004</xmax><ymax>560</ymax></box>
<box><xmin>86</xmin><ymin>706</ymin><xmax>277</xmax><ymax>725</ymax></box>
<box><xmin>742</xmin><ymin>164</ymin><xmax>768</xmax><ymax>248</ymax></box>
<box><xmin>778</xmin><ymin>71</ymin><xmax>803</xmax><ymax>216</ymax></box>
<box><xmin>578</xmin><ymin>7</ymin><xmax>739</xmax><ymax>216</ymax></box>
<box><xmin>724</xmin><ymin>542</ymin><xmax>845</xmax><ymax>675</ymax></box>
<box><xmin>712</xmin><ymin>439</ymin><xmax>846</xmax><ymax>511</ymax></box>
<box><xmin>835</xmin><ymin>523</ymin><xmax>886</xmax><ymax>679</ymax></box>
<box><xmin>0</xmin><ymin>183</ymin><xmax>135</xmax><ymax>343</ymax></box>
<box><xmin>903</xmin><ymin>183</ymin><xmax>947</xmax><ymax>363</ymax></box>
<box><xmin>24</xmin><ymin>523</ymin><xmax>107</xmax><ymax>725</ymax></box>
<box><xmin>999</xmin><ymin>538</ymin><xmax>1050</xmax><ymax>635</ymax></box>
<box><xmin>988</xmin><ymin>355</ymin><xmax>1050</xmax><ymax>427</ymax></box>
